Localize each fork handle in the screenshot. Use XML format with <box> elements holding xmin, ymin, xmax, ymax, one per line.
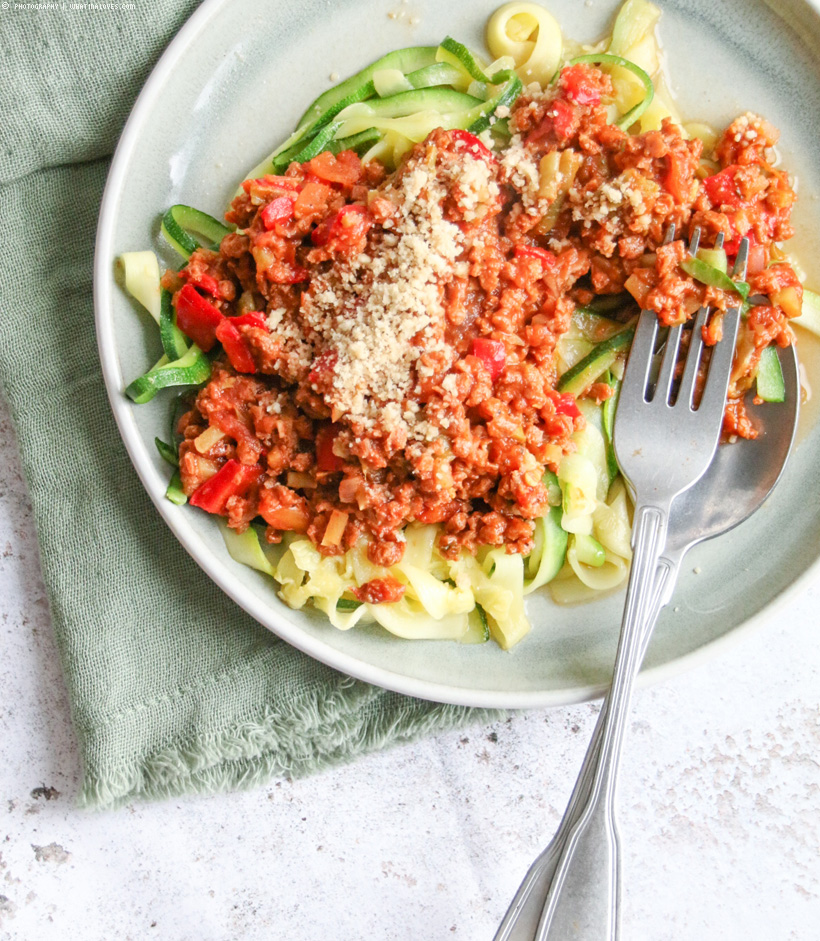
<box><xmin>491</xmin><ymin>555</ymin><xmax>679</xmax><ymax>941</ymax></box>
<box><xmin>535</xmin><ymin>502</ymin><xmax>669</xmax><ymax>940</ymax></box>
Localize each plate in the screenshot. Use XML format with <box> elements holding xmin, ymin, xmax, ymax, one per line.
<box><xmin>95</xmin><ymin>0</ymin><xmax>820</xmax><ymax>708</ymax></box>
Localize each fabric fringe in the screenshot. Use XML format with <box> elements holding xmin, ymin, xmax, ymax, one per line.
<box><xmin>78</xmin><ymin>676</ymin><xmax>505</xmax><ymax>809</ymax></box>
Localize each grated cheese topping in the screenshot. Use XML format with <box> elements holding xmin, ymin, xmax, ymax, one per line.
<box><xmin>298</xmin><ymin>148</ymin><xmax>497</xmax><ymax>438</ymax></box>
<box><xmin>500</xmin><ymin>133</ymin><xmax>546</xmax><ymax>214</ymax></box>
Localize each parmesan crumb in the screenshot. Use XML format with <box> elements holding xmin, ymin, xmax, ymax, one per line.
<box><xmin>299</xmin><ymin>144</ymin><xmax>483</xmax><ymax>438</ymax></box>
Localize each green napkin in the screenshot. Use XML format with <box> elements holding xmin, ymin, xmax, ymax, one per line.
<box><xmin>0</xmin><ymin>2</ymin><xmax>496</xmax><ymax>809</ymax></box>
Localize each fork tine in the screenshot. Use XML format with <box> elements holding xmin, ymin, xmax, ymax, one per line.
<box><xmin>675</xmin><ymin>306</ymin><xmax>710</xmax><ymax>408</ymax></box>
<box><xmin>654</xmin><ymin>323</ymin><xmax>683</xmax><ymax>404</ymax></box>
<box><xmin>698</xmin><ymin>306</ymin><xmax>742</xmax><ymax>416</ymax></box>
<box><xmin>733</xmin><ymin>238</ymin><xmax>749</xmax><ymax>278</ymax></box>
<box><xmin>696</xmin><ymin>237</ymin><xmax>748</xmax><ymax>413</ymax></box>
<box><xmin>618</xmin><ymin>310</ymin><xmax>659</xmax><ymax>406</ymax></box>
<box><xmin>688</xmin><ymin>228</ymin><xmax>701</xmax><ymax>256</ymax></box>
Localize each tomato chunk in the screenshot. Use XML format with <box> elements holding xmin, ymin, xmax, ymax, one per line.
<box><xmin>229</xmin><ymin>311</ymin><xmax>268</xmax><ymax>330</ymax></box>
<box><xmin>450</xmin><ymin>129</ymin><xmax>495</xmax><ymax>161</ymax></box>
<box><xmin>181</xmin><ymin>270</ymin><xmax>220</xmax><ymax>297</ymax></box>
<box><xmin>189</xmin><ymin>459</ymin><xmax>262</xmax><ymax>514</ymax></box>
<box><xmin>175</xmin><ymin>283</ymin><xmax>223</xmax><ymax>352</ymax></box>
<box><xmin>662</xmin><ymin>152</ymin><xmax>688</xmax><ymax>203</ymax></box>
<box><xmin>702</xmin><ymin>167</ymin><xmax>741</xmax><ymax>208</ymax></box>
<box><xmin>243</xmin><ymin>174</ymin><xmax>300</xmax><ymax>195</ymax></box>
<box><xmin>471</xmin><ymin>338</ymin><xmax>506</xmax><ymax>381</ymax></box>
<box><xmin>260</xmin><ymin>196</ymin><xmax>296</xmax><ymax>230</ymax></box>
<box><xmin>307</xmin><ymin>150</ymin><xmax>363</xmax><ymax>186</ymax></box>
<box><xmin>308</xmin><ymin>349</ymin><xmax>338</xmax><ymax>390</ymax></box>
<box><xmin>514</xmin><ymin>244</ymin><xmax>557</xmax><ymax>267</ymax></box>
<box><xmin>553</xmin><ymin>392</ymin><xmax>581</xmax><ymax>419</ymax></box>
<box><xmin>559</xmin><ymin>64</ymin><xmax>602</xmax><ymax>106</ymax></box>
<box><xmin>316</xmin><ymin>424</ymin><xmax>343</xmax><ymax>472</ymax></box>
<box><xmin>215</xmin><ymin>318</ymin><xmax>256</xmax><ymax>373</ymax></box>
<box><xmin>311</xmin><ymin>204</ymin><xmax>371</xmax><ymax>247</ymax></box>
<box><xmin>351</xmin><ymin>577</ymin><xmax>406</xmax><ymax>604</ymax></box>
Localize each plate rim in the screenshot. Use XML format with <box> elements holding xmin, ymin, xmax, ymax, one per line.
<box><xmin>94</xmin><ymin>0</ymin><xmax>820</xmax><ymax>709</ymax></box>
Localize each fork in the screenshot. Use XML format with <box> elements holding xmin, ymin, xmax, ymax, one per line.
<box><xmin>530</xmin><ymin>242</ymin><xmax>743</xmax><ymax>940</ymax></box>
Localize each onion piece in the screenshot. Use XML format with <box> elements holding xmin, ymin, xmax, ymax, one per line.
<box><xmin>194</xmin><ymin>426</ymin><xmax>226</xmax><ymax>454</ymax></box>
<box><xmin>322</xmin><ymin>510</ymin><xmax>349</xmax><ymax>546</ymax></box>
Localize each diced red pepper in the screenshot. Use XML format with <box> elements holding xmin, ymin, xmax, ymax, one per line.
<box><xmin>471</xmin><ymin>338</ymin><xmax>506</xmax><ymax>381</ymax></box>
<box><xmin>702</xmin><ymin>167</ymin><xmax>741</xmax><ymax>208</ymax></box>
<box><xmin>450</xmin><ymin>129</ymin><xmax>495</xmax><ymax>161</ymax></box>
<box><xmin>189</xmin><ymin>459</ymin><xmax>263</xmax><ymax>514</ymax></box>
<box><xmin>514</xmin><ymin>244</ymin><xmax>557</xmax><ymax>267</ymax></box>
<box><xmin>175</xmin><ymin>283</ymin><xmax>224</xmax><ymax>352</ymax></box>
<box><xmin>307</xmin><ymin>150</ymin><xmax>363</xmax><ymax>186</ymax></box>
<box><xmin>260</xmin><ymin>196</ymin><xmax>296</xmax><ymax>230</ymax></box>
<box><xmin>553</xmin><ymin>392</ymin><xmax>581</xmax><ymax>419</ymax></box>
<box><xmin>229</xmin><ymin>312</ymin><xmax>268</xmax><ymax>330</ymax></box>
<box><xmin>559</xmin><ymin>64</ymin><xmax>602</xmax><ymax>106</ymax></box>
<box><xmin>215</xmin><ymin>318</ymin><xmax>256</xmax><ymax>373</ymax></box>
<box><xmin>316</xmin><ymin>424</ymin><xmax>343</xmax><ymax>472</ymax></box>
<box><xmin>311</xmin><ymin>203</ymin><xmax>371</xmax><ymax>247</ymax></box>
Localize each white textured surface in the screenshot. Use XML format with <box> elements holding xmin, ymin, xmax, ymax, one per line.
<box><xmin>1</xmin><ymin>386</ymin><xmax>819</xmax><ymax>941</ymax></box>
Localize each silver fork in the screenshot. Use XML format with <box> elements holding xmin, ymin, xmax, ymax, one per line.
<box><xmin>532</xmin><ymin>243</ymin><xmax>744</xmax><ymax>940</ymax></box>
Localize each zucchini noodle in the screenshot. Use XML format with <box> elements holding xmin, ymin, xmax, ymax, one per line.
<box><xmin>486</xmin><ymin>2</ymin><xmax>563</xmax><ymax>87</ymax></box>
<box><xmin>119</xmin><ymin>251</ymin><xmax>161</xmax><ymax>323</ymax></box>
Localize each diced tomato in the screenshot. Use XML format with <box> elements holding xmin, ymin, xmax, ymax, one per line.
<box><xmin>724</xmin><ymin>223</ymin><xmax>759</xmax><ymax>257</ymax></box>
<box><xmin>229</xmin><ymin>311</ymin><xmax>268</xmax><ymax>330</ymax></box>
<box><xmin>311</xmin><ymin>203</ymin><xmax>372</xmax><ymax>247</ymax></box>
<box><xmin>175</xmin><ymin>283</ymin><xmax>224</xmax><ymax>352</ymax></box>
<box><xmin>307</xmin><ymin>150</ymin><xmax>363</xmax><ymax>186</ymax></box>
<box><xmin>272</xmin><ymin>263</ymin><xmax>309</xmax><ymax>284</ymax></box>
<box><xmin>551</xmin><ymin>99</ymin><xmax>577</xmax><ymax>138</ymax></box>
<box><xmin>215</xmin><ymin>318</ymin><xmax>256</xmax><ymax>373</ymax></box>
<box><xmin>316</xmin><ymin>424</ymin><xmax>343</xmax><ymax>472</ymax></box>
<box><xmin>351</xmin><ymin>577</ymin><xmax>406</xmax><ymax>604</ymax></box>
<box><xmin>471</xmin><ymin>337</ymin><xmax>506</xmax><ymax>381</ymax></box>
<box><xmin>559</xmin><ymin>64</ymin><xmax>602</xmax><ymax>106</ymax></box>
<box><xmin>242</xmin><ymin>174</ymin><xmax>300</xmax><ymax>194</ymax></box>
<box><xmin>662</xmin><ymin>152</ymin><xmax>688</xmax><ymax>203</ymax></box>
<box><xmin>180</xmin><ymin>270</ymin><xmax>221</xmax><ymax>297</ymax></box>
<box><xmin>260</xmin><ymin>196</ymin><xmax>296</xmax><ymax>230</ymax></box>
<box><xmin>553</xmin><ymin>392</ymin><xmax>581</xmax><ymax>419</ymax></box>
<box><xmin>525</xmin><ymin>97</ymin><xmax>577</xmax><ymax>145</ymax></box>
<box><xmin>450</xmin><ymin>129</ymin><xmax>495</xmax><ymax>161</ymax></box>
<box><xmin>514</xmin><ymin>244</ymin><xmax>557</xmax><ymax>267</ymax></box>
<box><xmin>308</xmin><ymin>350</ymin><xmax>338</xmax><ymax>391</ymax></box>
<box><xmin>746</xmin><ymin>242</ymin><xmax>767</xmax><ymax>275</ymax></box>
<box><xmin>310</xmin><ymin>215</ymin><xmax>335</xmax><ymax>246</ymax></box>
<box><xmin>294</xmin><ymin>180</ymin><xmax>334</xmax><ymax>220</ymax></box>
<box><xmin>702</xmin><ymin>166</ymin><xmax>741</xmax><ymax>208</ymax></box>
<box><xmin>189</xmin><ymin>459</ymin><xmax>263</xmax><ymax>514</ymax></box>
